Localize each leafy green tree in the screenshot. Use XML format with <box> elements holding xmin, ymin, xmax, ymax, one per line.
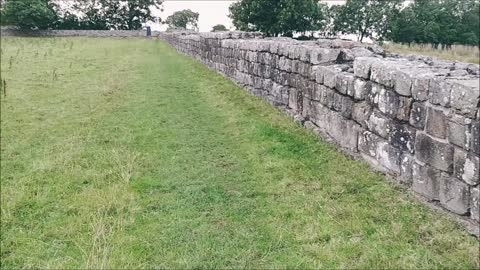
<box><xmin>229</xmin><ymin>0</ymin><xmax>328</xmax><ymax>37</ymax></box>
<box><xmin>388</xmin><ymin>0</ymin><xmax>479</xmax><ymax>46</ymax></box>
<box><xmin>66</xmin><ymin>0</ymin><xmax>163</xmax><ymax>30</ymax></box>
<box><xmin>211</xmin><ymin>24</ymin><xmax>228</xmax><ymax>32</ymax></box>
<box><xmin>332</xmin><ymin>0</ymin><xmax>402</xmax><ymax>42</ymax></box>
<box><xmin>165</xmin><ymin>9</ymin><xmax>199</xmax><ymax>31</ymax></box>
<box><xmin>1</xmin><ymin>0</ymin><xmax>58</xmax><ymax>29</ymax></box>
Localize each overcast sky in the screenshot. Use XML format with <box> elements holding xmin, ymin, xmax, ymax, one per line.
<box><xmin>152</xmin><ymin>0</ymin><xmax>346</xmax><ymax>32</ymax></box>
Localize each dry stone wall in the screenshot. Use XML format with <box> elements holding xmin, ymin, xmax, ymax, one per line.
<box><xmin>160</xmin><ymin>31</ymin><xmax>480</xmax><ymax>232</ymax></box>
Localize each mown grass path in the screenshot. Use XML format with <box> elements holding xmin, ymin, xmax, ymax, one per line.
<box><xmin>1</xmin><ymin>38</ymin><xmax>478</xmax><ymax>269</ymax></box>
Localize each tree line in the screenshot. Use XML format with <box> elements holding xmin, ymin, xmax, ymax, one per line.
<box><xmin>1</xmin><ymin>0</ymin><xmax>478</xmax><ymax>46</ymax></box>
<box><xmin>230</xmin><ymin>0</ymin><xmax>479</xmax><ymax>46</ymax></box>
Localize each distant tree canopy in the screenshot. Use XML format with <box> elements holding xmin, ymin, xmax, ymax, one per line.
<box><xmin>229</xmin><ymin>0</ymin><xmax>328</xmax><ymax>37</ymax></box>
<box><xmin>1</xmin><ymin>0</ymin><xmax>58</xmax><ymax>29</ymax></box>
<box><xmin>1</xmin><ymin>0</ymin><xmax>163</xmax><ymax>30</ymax></box>
<box><xmin>331</xmin><ymin>0</ymin><xmax>403</xmax><ymax>42</ymax></box>
<box><xmin>211</xmin><ymin>24</ymin><xmax>228</xmax><ymax>32</ymax></box>
<box><xmin>165</xmin><ymin>9</ymin><xmax>199</xmax><ymax>31</ymax></box>
<box><xmin>387</xmin><ymin>0</ymin><xmax>479</xmax><ymax>46</ymax></box>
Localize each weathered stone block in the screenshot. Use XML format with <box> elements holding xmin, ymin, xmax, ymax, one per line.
<box><xmin>353</xmin><ymin>57</ymin><xmax>379</xmax><ymax>79</ymax></box>
<box><xmin>425</xmin><ymin>106</ymin><xmax>449</xmax><ymax>139</ymax></box>
<box><xmin>335</xmin><ymin>72</ymin><xmax>355</xmax><ymax>95</ymax></box>
<box><xmin>454</xmin><ymin>148</ymin><xmax>480</xmax><ymax>185</ymax></box>
<box><xmin>429</xmin><ymin>76</ymin><xmax>451</xmax><ymax>107</ymax></box>
<box><xmin>448</xmin><ymin>114</ymin><xmax>473</xmax><ymax>150</ymax></box>
<box><xmin>271</xmin><ymin>83</ymin><xmax>289</xmax><ymax>105</ymax></box>
<box><xmin>353</xmin><ymin>79</ymin><xmax>370</xmax><ymax>100</ymax></box>
<box><xmin>388</xmin><ymin>123</ymin><xmax>416</xmax><ymax>154</ymax></box>
<box><xmin>439</xmin><ymin>176</ymin><xmax>470</xmax><ymax>215</ymax></box>
<box><xmin>448</xmin><ymin>79</ymin><xmax>479</xmax><ymax>118</ymax></box>
<box><xmin>415</xmin><ymin>133</ymin><xmax>454</xmax><ymax>172</ymax></box>
<box><xmin>412</xmin><ymin>74</ymin><xmax>432</xmax><ymax>101</ymax></box>
<box><xmin>319</xmin><ymin>87</ymin><xmax>335</xmax><ymax>109</ymax></box>
<box><xmin>409</xmin><ymin>102</ymin><xmax>426</xmax><ymax>129</ymax></box>
<box><xmin>394</xmin><ymin>69</ymin><xmax>414</xmax><ymax>96</ymax></box>
<box><xmin>471</xmin><ymin>187</ymin><xmax>479</xmax><ymax>221</ymax></box>
<box><xmin>359</xmin><ymin>131</ymin><xmax>401</xmax><ymax>173</ymax></box>
<box><xmin>323</xmin><ymin>67</ymin><xmax>338</xmax><ymax>88</ymax></box>
<box><xmin>327</xmin><ymin>114</ymin><xmax>360</xmax><ymax>151</ymax></box>
<box><xmin>397</xmin><ymin>96</ymin><xmax>412</xmax><ymax>121</ymax></box>
<box><xmin>367</xmin><ymin>83</ymin><xmax>401</xmax><ymax>119</ymax></box>
<box><xmin>400</xmin><ymin>153</ymin><xmax>413</xmax><ymax>184</ymax></box>
<box><xmin>471</xmin><ymin>120</ymin><xmax>480</xmax><ymax>154</ymax></box>
<box><xmin>352</xmin><ymin>101</ymin><xmax>372</xmax><ymax>127</ymax></box>
<box><xmin>370</xmin><ymin>61</ymin><xmax>396</xmax><ymax>88</ymax></box>
<box><xmin>288</xmin><ymin>87</ymin><xmax>303</xmax><ymax>113</ymax></box>
<box><xmin>309</xmin><ymin>48</ymin><xmax>340</xmax><ymax>65</ymax></box>
<box><xmin>412</xmin><ymin>162</ymin><xmax>440</xmax><ymax>201</ymax></box>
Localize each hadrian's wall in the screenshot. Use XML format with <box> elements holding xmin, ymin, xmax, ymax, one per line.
<box><xmin>159</xmin><ymin>31</ymin><xmax>480</xmax><ymax>233</ymax></box>
<box><xmin>0</xmin><ymin>28</ymin><xmax>159</xmax><ymax>38</ymax></box>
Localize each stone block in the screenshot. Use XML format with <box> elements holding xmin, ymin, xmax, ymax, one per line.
<box><xmin>394</xmin><ymin>69</ymin><xmax>414</xmax><ymax>96</ymax></box>
<box><xmin>370</xmin><ymin>61</ymin><xmax>396</xmax><ymax>88</ymax></box>
<box><xmin>425</xmin><ymin>106</ymin><xmax>449</xmax><ymax>139</ymax></box>
<box><xmin>388</xmin><ymin>123</ymin><xmax>416</xmax><ymax>154</ymax></box>
<box><xmin>323</xmin><ymin>67</ymin><xmax>338</xmax><ymax>88</ymax></box>
<box><xmin>335</xmin><ymin>73</ymin><xmax>355</xmax><ymax>95</ymax></box>
<box><xmin>415</xmin><ymin>133</ymin><xmax>454</xmax><ymax>172</ymax></box>
<box><xmin>352</xmin><ymin>101</ymin><xmax>372</xmax><ymax>127</ymax></box>
<box><xmin>412</xmin><ymin>74</ymin><xmax>432</xmax><ymax>101</ymax></box>
<box><xmin>278</xmin><ymin>56</ymin><xmax>292</xmax><ymax>72</ymax></box>
<box><xmin>270</xmin><ymin>83</ymin><xmax>289</xmax><ymax>105</ymax></box>
<box><xmin>429</xmin><ymin>76</ymin><xmax>451</xmax><ymax>107</ymax></box>
<box><xmin>471</xmin><ymin>187</ymin><xmax>479</xmax><ymax>221</ymax></box>
<box><xmin>353</xmin><ymin>79</ymin><xmax>370</xmax><ymax>100</ymax></box>
<box><xmin>471</xmin><ymin>121</ymin><xmax>480</xmax><ymax>154</ymax></box>
<box><xmin>288</xmin><ymin>87</ymin><xmax>303</xmax><ymax>113</ymax></box>
<box><xmin>367</xmin><ymin>83</ymin><xmax>401</xmax><ymax>119</ymax></box>
<box><xmin>439</xmin><ymin>176</ymin><xmax>470</xmax><ymax>215</ymax></box>
<box><xmin>448</xmin><ymin>79</ymin><xmax>480</xmax><ymax>118</ymax></box>
<box><xmin>396</xmin><ymin>96</ymin><xmax>412</xmax><ymax>121</ymax></box>
<box><xmin>412</xmin><ymin>162</ymin><xmax>440</xmax><ymax>201</ymax></box>
<box><xmin>409</xmin><ymin>102</ymin><xmax>426</xmax><ymax>129</ymax></box>
<box><xmin>309</xmin><ymin>48</ymin><xmax>340</xmax><ymax>65</ymax></box>
<box><xmin>353</xmin><ymin>57</ymin><xmax>379</xmax><ymax>79</ymax></box>
<box><xmin>366</xmin><ymin>109</ymin><xmax>393</xmax><ymax>139</ymax></box>
<box><xmin>447</xmin><ymin>114</ymin><xmax>473</xmax><ymax>150</ymax></box>
<box><xmin>359</xmin><ymin>131</ymin><xmax>401</xmax><ymax>173</ymax></box>
<box><xmin>400</xmin><ymin>153</ymin><xmax>413</xmax><ymax>184</ymax></box>
<box><xmin>454</xmin><ymin>148</ymin><xmax>480</xmax><ymax>185</ymax></box>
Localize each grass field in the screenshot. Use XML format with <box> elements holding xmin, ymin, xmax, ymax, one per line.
<box><xmin>1</xmin><ymin>37</ymin><xmax>479</xmax><ymax>269</ymax></box>
<box><xmin>384</xmin><ymin>42</ymin><xmax>480</xmax><ymax>64</ymax></box>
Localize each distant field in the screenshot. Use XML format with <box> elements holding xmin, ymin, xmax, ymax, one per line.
<box><xmin>1</xmin><ymin>37</ymin><xmax>479</xmax><ymax>269</ymax></box>
<box><xmin>384</xmin><ymin>42</ymin><xmax>480</xmax><ymax>64</ymax></box>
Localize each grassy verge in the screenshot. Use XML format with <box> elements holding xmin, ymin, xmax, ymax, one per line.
<box><xmin>384</xmin><ymin>42</ymin><xmax>480</xmax><ymax>64</ymax></box>
<box><xmin>1</xmin><ymin>37</ymin><xmax>479</xmax><ymax>269</ymax></box>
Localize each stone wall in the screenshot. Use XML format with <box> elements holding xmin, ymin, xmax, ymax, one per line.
<box><xmin>159</xmin><ymin>31</ymin><xmax>480</xmax><ymax>233</ymax></box>
<box><xmin>0</xmin><ymin>28</ymin><xmax>159</xmax><ymax>38</ymax></box>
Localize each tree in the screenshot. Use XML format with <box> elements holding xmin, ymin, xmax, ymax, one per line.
<box><xmin>332</xmin><ymin>0</ymin><xmax>402</xmax><ymax>42</ymax></box>
<box><xmin>1</xmin><ymin>0</ymin><xmax>58</xmax><ymax>29</ymax></box>
<box><xmin>66</xmin><ymin>0</ymin><xmax>163</xmax><ymax>30</ymax></box>
<box><xmin>211</xmin><ymin>24</ymin><xmax>228</xmax><ymax>32</ymax></box>
<box><xmin>165</xmin><ymin>9</ymin><xmax>199</xmax><ymax>31</ymax></box>
<box><xmin>387</xmin><ymin>0</ymin><xmax>479</xmax><ymax>46</ymax></box>
<box><xmin>229</xmin><ymin>0</ymin><xmax>328</xmax><ymax>37</ymax></box>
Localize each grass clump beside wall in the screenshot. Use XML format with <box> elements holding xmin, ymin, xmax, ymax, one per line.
<box><xmin>0</xmin><ymin>37</ymin><xmax>479</xmax><ymax>269</ymax></box>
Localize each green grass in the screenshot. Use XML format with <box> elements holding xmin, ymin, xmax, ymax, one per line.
<box><xmin>1</xmin><ymin>37</ymin><xmax>479</xmax><ymax>269</ymax></box>
<box><xmin>384</xmin><ymin>42</ymin><xmax>480</xmax><ymax>64</ymax></box>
